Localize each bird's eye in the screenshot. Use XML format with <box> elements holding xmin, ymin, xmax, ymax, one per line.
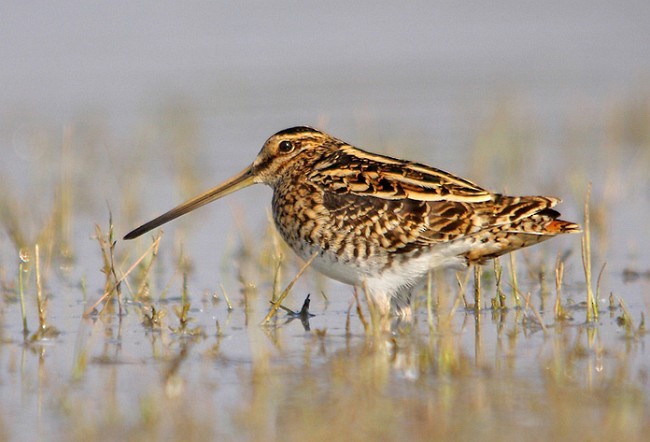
<box><xmin>278</xmin><ymin>140</ymin><xmax>294</xmax><ymax>153</ymax></box>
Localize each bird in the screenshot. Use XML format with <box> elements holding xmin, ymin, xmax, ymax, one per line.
<box><xmin>124</xmin><ymin>126</ymin><xmax>580</xmax><ymax>316</ymax></box>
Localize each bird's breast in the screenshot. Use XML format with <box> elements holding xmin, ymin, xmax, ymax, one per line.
<box><xmin>270</xmin><ymin>181</ymin><xmax>411</xmax><ymax>281</ymax></box>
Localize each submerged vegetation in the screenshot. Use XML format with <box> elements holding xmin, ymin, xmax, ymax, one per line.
<box><xmin>0</xmin><ymin>97</ymin><xmax>649</xmax><ymax>441</ymax></box>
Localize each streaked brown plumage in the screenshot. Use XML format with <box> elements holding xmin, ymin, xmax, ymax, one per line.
<box><xmin>125</xmin><ymin>126</ymin><xmax>580</xmax><ymax>315</ymax></box>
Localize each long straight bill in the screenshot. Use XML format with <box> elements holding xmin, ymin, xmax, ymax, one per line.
<box><xmin>123</xmin><ymin>165</ymin><xmax>255</xmax><ymax>240</ymax></box>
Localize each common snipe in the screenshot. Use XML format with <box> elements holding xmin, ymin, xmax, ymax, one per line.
<box><xmin>125</xmin><ymin>126</ymin><xmax>580</xmax><ymax>315</ymax></box>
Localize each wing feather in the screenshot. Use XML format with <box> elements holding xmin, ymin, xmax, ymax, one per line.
<box><xmin>311</xmin><ymin>145</ymin><xmax>492</xmax><ymax>203</ymax></box>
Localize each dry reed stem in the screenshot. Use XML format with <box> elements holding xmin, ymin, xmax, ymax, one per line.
<box><xmin>494</xmin><ymin>258</ymin><xmax>506</xmax><ymax>309</ymax></box>
<box><xmin>271</xmin><ymin>259</ymin><xmax>283</xmax><ymax>304</ymax></box>
<box><xmin>595</xmin><ymin>263</ymin><xmax>607</xmax><ymax>303</ymax></box>
<box><xmin>83</xmin><ymin>235</ymin><xmax>162</xmax><ymax>317</ymax></box>
<box><xmin>18</xmin><ymin>248</ymin><xmax>29</xmax><ymax>335</ymax></box>
<box><xmin>352</xmin><ymin>288</ymin><xmax>369</xmax><ymax>333</ymax></box>
<box><xmin>554</xmin><ymin>256</ymin><xmax>569</xmax><ymax>320</ymax></box>
<box><xmin>219</xmin><ymin>283</ymin><xmax>234</xmax><ymax>311</ymax></box>
<box><xmin>261</xmin><ymin>252</ymin><xmax>317</xmax><ymax>325</ymax></box>
<box><xmin>617</xmin><ymin>297</ymin><xmax>637</xmax><ymax>338</ymax></box>
<box><xmin>522</xmin><ymin>291</ymin><xmax>548</xmax><ymax>332</ymax></box>
<box><xmin>445</xmin><ymin>270</ymin><xmax>472</xmax><ymax>325</ymax></box>
<box><xmin>345</xmin><ymin>300</ymin><xmax>353</xmax><ymax>336</ymax></box>
<box><xmin>133</xmin><ymin>234</ymin><xmax>162</xmax><ymax>299</ymax></box>
<box><xmin>581</xmin><ymin>183</ymin><xmax>599</xmax><ymax>322</ymax></box>
<box><xmin>474</xmin><ymin>265</ymin><xmax>482</xmax><ymax>313</ymax></box>
<box><xmin>509</xmin><ymin>253</ymin><xmax>522</xmax><ymax>307</ymax></box>
<box><xmin>35</xmin><ymin>244</ymin><xmax>45</xmax><ymax>330</ymax></box>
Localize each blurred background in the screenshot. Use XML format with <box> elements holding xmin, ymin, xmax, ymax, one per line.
<box><xmin>1</xmin><ymin>0</ymin><xmax>649</xmax><ymax>286</ymax></box>
<box><xmin>3</xmin><ymin>2</ymin><xmax>648</xmax><ymax>123</ymax></box>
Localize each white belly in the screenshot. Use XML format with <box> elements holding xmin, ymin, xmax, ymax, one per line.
<box><xmin>294</xmin><ymin>240</ymin><xmax>470</xmax><ymax>294</ymax></box>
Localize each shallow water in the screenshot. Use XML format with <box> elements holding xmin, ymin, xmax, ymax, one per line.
<box><xmin>1</xmin><ymin>2</ymin><xmax>650</xmax><ymax>440</ymax></box>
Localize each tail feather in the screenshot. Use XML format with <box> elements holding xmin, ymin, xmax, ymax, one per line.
<box><xmin>505</xmin><ymin>207</ymin><xmax>581</xmax><ymax>236</ymax></box>
<box><xmin>464</xmin><ymin>199</ymin><xmax>581</xmax><ymax>264</ymax></box>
